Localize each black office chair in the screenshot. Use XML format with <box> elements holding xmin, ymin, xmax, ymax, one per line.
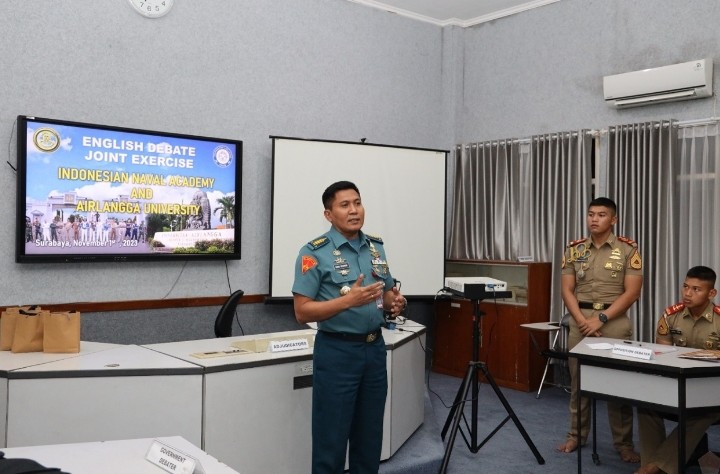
<box><xmin>214</xmin><ymin>289</ymin><xmax>245</xmax><ymax>338</ymax></box>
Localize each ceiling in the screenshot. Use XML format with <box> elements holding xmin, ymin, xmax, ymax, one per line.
<box><xmin>347</xmin><ymin>0</ymin><xmax>561</xmax><ymax>27</ymax></box>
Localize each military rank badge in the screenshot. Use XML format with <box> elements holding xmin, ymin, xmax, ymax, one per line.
<box><xmin>301</xmin><ymin>255</ymin><xmax>317</xmax><ymax>274</ymax></box>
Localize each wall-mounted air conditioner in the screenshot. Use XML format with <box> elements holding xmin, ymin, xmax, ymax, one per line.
<box><xmin>603</xmin><ymin>58</ymin><xmax>713</xmax><ymax>109</ymax></box>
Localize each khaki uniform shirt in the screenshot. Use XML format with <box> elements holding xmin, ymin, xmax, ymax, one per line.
<box><xmin>656</xmin><ymin>302</ymin><xmax>720</xmax><ymax>349</ymax></box>
<box><xmin>561</xmin><ymin>232</ymin><xmax>643</xmax><ymax>307</ymax></box>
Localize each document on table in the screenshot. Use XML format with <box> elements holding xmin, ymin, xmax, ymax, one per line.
<box><xmin>587</xmin><ymin>343</ymin><xmax>614</xmax><ymax>350</ymax></box>
<box><xmin>678</xmin><ymin>349</ymin><xmax>720</xmax><ymax>361</ymax></box>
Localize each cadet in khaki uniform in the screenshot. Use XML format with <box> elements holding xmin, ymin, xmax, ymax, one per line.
<box><xmin>556</xmin><ymin>197</ymin><xmax>643</xmax><ymax>464</ymax></box>
<box><xmin>635</xmin><ymin>266</ymin><xmax>720</xmax><ymax>474</ymax></box>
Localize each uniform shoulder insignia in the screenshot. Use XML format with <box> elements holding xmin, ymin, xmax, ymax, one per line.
<box><xmin>567</xmin><ymin>238</ymin><xmax>585</xmax><ymax>247</ymax></box>
<box><xmin>617</xmin><ymin>236</ymin><xmax>638</xmax><ymax>247</ymax></box>
<box><xmin>665</xmin><ymin>303</ymin><xmax>685</xmax><ymax>315</ymax></box>
<box><xmin>714</xmin><ymin>305</ymin><xmax>720</xmax><ymax>316</ymax></box>
<box><xmin>629</xmin><ymin>249</ymin><xmax>642</xmax><ymax>270</ymax></box>
<box><xmin>306</xmin><ymin>236</ymin><xmax>329</xmax><ymax>250</ymax></box>
<box><xmin>366</xmin><ymin>233</ymin><xmax>383</xmax><ymax>244</ymax></box>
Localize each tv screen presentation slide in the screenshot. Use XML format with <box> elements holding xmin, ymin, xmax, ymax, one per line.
<box><xmin>18</xmin><ymin>116</ymin><xmax>242</xmax><ymax>262</ymax></box>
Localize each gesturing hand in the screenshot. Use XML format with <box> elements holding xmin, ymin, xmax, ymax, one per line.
<box><xmin>346</xmin><ymin>274</ymin><xmax>385</xmax><ymax>308</ymax></box>
<box><xmin>388</xmin><ymin>286</ymin><xmax>406</xmax><ymax>317</ymax></box>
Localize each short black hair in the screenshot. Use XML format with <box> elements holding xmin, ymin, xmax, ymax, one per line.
<box><xmin>686</xmin><ymin>266</ymin><xmax>717</xmax><ymax>286</ymax></box>
<box><xmin>589</xmin><ymin>197</ymin><xmax>617</xmax><ymax>215</ymax></box>
<box><xmin>322</xmin><ymin>181</ymin><xmax>360</xmax><ymax>209</ymax></box>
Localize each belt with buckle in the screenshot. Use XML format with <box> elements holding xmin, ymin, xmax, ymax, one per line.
<box><xmin>578</xmin><ymin>301</ymin><xmax>611</xmax><ymax>310</ymax></box>
<box><xmin>320</xmin><ymin>328</ymin><xmax>382</xmax><ymax>343</ymax></box>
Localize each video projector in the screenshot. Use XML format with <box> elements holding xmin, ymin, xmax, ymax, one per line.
<box><xmin>444</xmin><ymin>277</ymin><xmax>508</xmax><ymax>300</ymax></box>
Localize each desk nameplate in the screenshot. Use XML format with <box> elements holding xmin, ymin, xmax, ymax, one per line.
<box><xmin>146</xmin><ymin>439</ymin><xmax>203</xmax><ymax>474</ymax></box>
<box><xmin>268</xmin><ymin>338</ymin><xmax>310</xmax><ymax>353</ymax></box>
<box><xmin>611</xmin><ymin>343</ymin><xmax>653</xmax><ymax>360</ymax></box>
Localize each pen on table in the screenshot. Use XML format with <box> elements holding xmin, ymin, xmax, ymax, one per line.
<box><xmin>623</xmin><ymin>340</ymin><xmax>642</xmax><ymax>346</ymax></box>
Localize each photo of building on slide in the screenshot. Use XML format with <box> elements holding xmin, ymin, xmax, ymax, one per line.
<box><xmin>23</xmin><ymin>121</ymin><xmax>239</xmax><ymax>256</ymax></box>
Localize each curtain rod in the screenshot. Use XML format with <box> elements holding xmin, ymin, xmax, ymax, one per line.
<box><xmin>677</xmin><ymin>116</ymin><xmax>720</xmax><ymax>128</ymax></box>
<box><xmin>461</xmin><ymin>117</ymin><xmax>720</xmax><ymax>147</ymax></box>
<box><xmin>592</xmin><ymin>117</ymin><xmax>720</xmax><ymax>136</ymax></box>
<box><xmin>459</xmin><ymin>130</ymin><xmax>594</xmax><ymax>147</ymax></box>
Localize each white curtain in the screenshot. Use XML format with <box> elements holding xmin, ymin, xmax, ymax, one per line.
<box><xmin>677</xmin><ymin>122</ymin><xmax>720</xmax><ymax>289</ymax></box>
<box><xmin>605</xmin><ymin>120</ymin><xmax>679</xmax><ymax>342</ymax></box>
<box><xmin>448</xmin><ymin>132</ymin><xmax>592</xmax><ymax>321</ymax></box>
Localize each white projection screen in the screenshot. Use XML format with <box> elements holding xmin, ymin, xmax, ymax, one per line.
<box><xmin>270</xmin><ymin>137</ymin><xmax>447</xmax><ymax>299</ymax></box>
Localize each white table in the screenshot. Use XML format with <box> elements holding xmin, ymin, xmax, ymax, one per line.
<box><xmin>145</xmin><ymin>322</ymin><xmax>427</xmax><ymax>474</ymax></box>
<box><xmin>6</xmin><ymin>345</ymin><xmax>203</xmax><ymax>448</ymax></box>
<box><xmin>0</xmin><ymin>436</ymin><xmax>240</xmax><ymax>473</ymax></box>
<box><xmin>0</xmin><ymin>341</ymin><xmax>119</xmax><ymax>447</ymax></box>
<box><xmin>570</xmin><ymin>337</ymin><xmax>720</xmax><ymax>473</ymax></box>
<box><xmin>0</xmin><ymin>325</ymin><xmax>426</xmax><ymax>473</ymax></box>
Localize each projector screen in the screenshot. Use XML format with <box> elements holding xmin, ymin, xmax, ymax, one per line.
<box><xmin>270</xmin><ymin>137</ymin><xmax>447</xmax><ymax>298</ymax></box>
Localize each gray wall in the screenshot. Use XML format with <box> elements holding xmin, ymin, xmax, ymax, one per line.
<box><xmin>458</xmin><ymin>0</ymin><xmax>720</xmax><ymax>143</ymax></box>
<box><xmin>0</xmin><ymin>0</ymin><xmax>452</xmax><ymax>309</ymax></box>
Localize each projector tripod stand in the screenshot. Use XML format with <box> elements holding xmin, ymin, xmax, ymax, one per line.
<box><xmin>439</xmin><ymin>294</ymin><xmax>545</xmax><ymax>473</ymax></box>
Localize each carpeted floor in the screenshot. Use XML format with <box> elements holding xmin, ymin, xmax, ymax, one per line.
<box><xmin>381</xmin><ymin>370</ymin><xmax>720</xmax><ymax>474</ymax></box>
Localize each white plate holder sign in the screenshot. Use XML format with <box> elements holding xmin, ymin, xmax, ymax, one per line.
<box><xmin>146</xmin><ymin>439</ymin><xmax>205</xmax><ymax>474</ymax></box>
<box><xmin>268</xmin><ymin>338</ymin><xmax>310</xmax><ymax>353</ymax></box>
<box><xmin>611</xmin><ymin>343</ymin><xmax>654</xmax><ymax>360</ymax></box>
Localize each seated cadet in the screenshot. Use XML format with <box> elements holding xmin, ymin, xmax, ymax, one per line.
<box><xmin>635</xmin><ymin>265</ymin><xmax>720</xmax><ymax>474</ymax></box>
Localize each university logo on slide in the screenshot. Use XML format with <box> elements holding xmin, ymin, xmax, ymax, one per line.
<box><xmin>213</xmin><ymin>145</ymin><xmax>233</xmax><ymax>167</ymax></box>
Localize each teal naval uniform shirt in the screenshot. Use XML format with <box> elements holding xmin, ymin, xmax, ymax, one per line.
<box><xmin>292</xmin><ymin>226</ymin><xmax>395</xmax><ymax>334</ymax></box>
<box><xmin>293</xmin><ymin>225</ymin><xmax>394</xmax><ymax>473</ymax></box>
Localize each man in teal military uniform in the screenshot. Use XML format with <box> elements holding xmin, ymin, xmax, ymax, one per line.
<box><xmin>636</xmin><ymin>266</ymin><xmax>720</xmax><ymax>474</ymax></box>
<box><xmin>293</xmin><ymin>180</ymin><xmax>407</xmax><ymax>474</ymax></box>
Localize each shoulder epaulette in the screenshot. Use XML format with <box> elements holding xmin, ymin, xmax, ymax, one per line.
<box><xmin>714</xmin><ymin>305</ymin><xmax>720</xmax><ymax>316</ymax></box>
<box><xmin>366</xmin><ymin>233</ymin><xmax>383</xmax><ymax>244</ymax></box>
<box><xmin>567</xmin><ymin>238</ymin><xmax>586</xmax><ymax>247</ymax></box>
<box><xmin>306</xmin><ymin>236</ymin><xmax>329</xmax><ymax>250</ymax></box>
<box><xmin>617</xmin><ymin>236</ymin><xmax>638</xmax><ymax>247</ymax></box>
<box><xmin>665</xmin><ymin>303</ymin><xmax>685</xmax><ymax>315</ymax></box>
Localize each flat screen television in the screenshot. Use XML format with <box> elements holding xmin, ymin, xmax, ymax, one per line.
<box><xmin>16</xmin><ymin>115</ymin><xmax>242</xmax><ymax>263</ymax></box>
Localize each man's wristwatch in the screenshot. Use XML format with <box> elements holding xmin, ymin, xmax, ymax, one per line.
<box><xmin>598</xmin><ymin>313</ymin><xmax>609</xmax><ymax>324</ymax></box>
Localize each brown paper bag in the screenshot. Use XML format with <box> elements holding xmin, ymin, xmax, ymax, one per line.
<box><xmin>0</xmin><ymin>307</ymin><xmax>20</xmax><ymax>351</ymax></box>
<box><xmin>11</xmin><ymin>309</ymin><xmax>47</xmax><ymax>353</ymax></box>
<box><xmin>1</xmin><ymin>306</ymin><xmax>41</xmax><ymax>351</ymax></box>
<box><xmin>42</xmin><ymin>311</ymin><xmax>81</xmax><ymax>353</ymax></box>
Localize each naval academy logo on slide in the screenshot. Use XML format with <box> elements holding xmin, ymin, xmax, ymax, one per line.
<box><xmin>33</xmin><ymin>127</ymin><xmax>61</xmax><ymax>152</ymax></box>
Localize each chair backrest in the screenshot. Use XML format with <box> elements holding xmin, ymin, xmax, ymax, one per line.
<box><xmin>214</xmin><ymin>289</ymin><xmax>245</xmax><ymax>338</ymax></box>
